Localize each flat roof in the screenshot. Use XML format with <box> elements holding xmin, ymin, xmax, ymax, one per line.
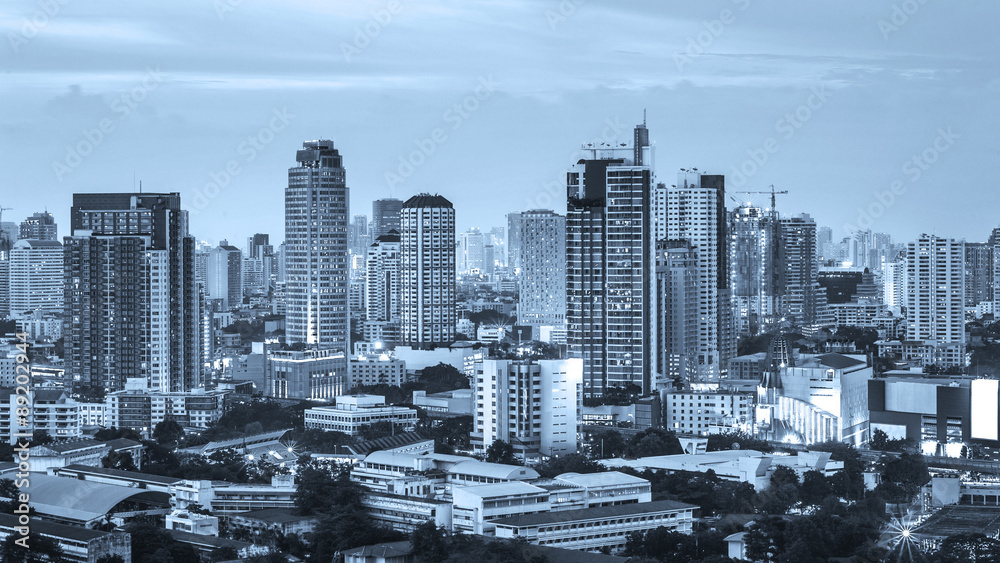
<box><xmin>492</xmin><ymin>500</ymin><xmax>697</xmax><ymax>528</ymax></box>
<box><xmin>454</xmin><ymin>481</ymin><xmax>547</xmax><ymax>499</ymax></box>
<box><xmin>556</xmin><ymin>471</ymin><xmax>649</xmax><ymax>488</ymax></box>
<box><xmin>231</xmin><ymin>508</ymin><xmax>317</xmax><ymax>524</ymax></box>
<box><xmin>914</xmin><ymin>506</ymin><xmax>1000</xmax><ymax>539</ymax></box>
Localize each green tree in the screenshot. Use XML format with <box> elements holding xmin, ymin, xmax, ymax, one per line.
<box><xmin>590</xmin><ymin>430</ymin><xmax>627</xmax><ymax>458</ymax></box>
<box><xmin>799</xmin><ymin>470</ymin><xmax>832</xmax><ymax>507</ymax></box>
<box><xmin>411</xmin><ymin>521</ymin><xmax>449</xmax><ymax>563</ymax></box>
<box><xmin>706</xmin><ymin>430</ymin><xmax>773</xmax><ymax>453</ymax></box>
<box><xmin>534</xmin><ymin>453</ymin><xmax>602</xmax><ymax>478</ymax></box>
<box><xmin>153</xmin><ymin>419</ymin><xmax>185</xmax><ymax>445</ymax></box>
<box><xmin>485</xmin><ymin>439</ymin><xmax>520</xmax><ymax>465</ymax></box>
<box><xmin>624</xmin><ymin>428</ymin><xmax>683</xmax><ymax>458</ymax></box>
<box><xmin>102</xmin><ymin>450</ymin><xmax>138</xmax><ymax>472</ymax></box>
<box><xmin>932</xmin><ymin>533</ymin><xmax>1000</xmax><ymax>562</ymax></box>
<box><xmin>2</xmin><ymin>533</ymin><xmax>64</xmax><ymax>563</ymax></box>
<box><xmin>870</xmin><ymin>428</ymin><xmax>889</xmax><ymax>450</ymax></box>
<box><xmin>126</xmin><ymin>517</ymin><xmax>200</xmax><ymax>563</ymax></box>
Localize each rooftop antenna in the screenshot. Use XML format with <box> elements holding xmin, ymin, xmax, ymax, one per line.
<box><xmin>643</xmin><ymin>108</ymin><xmax>646</xmax><ymax>126</ymax></box>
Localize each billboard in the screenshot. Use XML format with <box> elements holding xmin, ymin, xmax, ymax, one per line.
<box><xmin>971</xmin><ymin>379</ymin><xmax>999</xmax><ymax>442</ymax></box>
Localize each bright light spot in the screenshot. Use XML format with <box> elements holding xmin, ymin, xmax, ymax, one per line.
<box><xmin>247</xmin><ymin>454</ymin><xmax>254</xmax><ymax>461</ymax></box>
<box><xmin>901</xmin><ymin>529</ymin><xmax>910</xmax><ymax>538</ymax></box>
<box><xmin>288</xmin><ymin>447</ymin><xmax>294</xmax><ymax>453</ymax></box>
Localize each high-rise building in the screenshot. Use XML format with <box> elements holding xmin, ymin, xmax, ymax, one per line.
<box><xmin>965</xmin><ymin>242</ymin><xmax>992</xmax><ymax>308</ymax></box>
<box><xmin>206</xmin><ymin>243</ymin><xmax>242</xmax><ymax>310</ymax></box>
<box><xmin>19</xmin><ymin>212</ymin><xmax>58</xmax><ymax>241</ymax></box>
<box><xmin>246</xmin><ymin>233</ymin><xmax>275</xmax><ymax>291</ymax></box>
<box><xmin>516</xmin><ymin>210</ymin><xmax>566</xmax><ymax>331</ymax></box>
<box><xmin>778</xmin><ymin>214</ymin><xmax>828</xmax><ymax>330</ymax></box>
<box><xmin>0</xmin><ymin>260</ymin><xmax>8</xmax><ymax>317</ymax></box>
<box><xmin>472</xmin><ymin>358</ymin><xmax>582</xmax><ymax>460</ymax></box>
<box><xmin>9</xmin><ymin>239</ymin><xmax>63</xmax><ymax>315</ymax></box>
<box><xmin>883</xmin><ymin>253</ymin><xmax>907</xmax><ymax>315</ymax></box>
<box><xmin>729</xmin><ymin>205</ymin><xmax>780</xmax><ymax>337</ymax></box>
<box><xmin>567</xmin><ymin>125</ymin><xmax>653</xmax><ymax>397</ymax></box>
<box><xmin>372</xmin><ymin>198</ymin><xmax>404</xmax><ymax>239</ymax></box>
<box><xmin>64</xmin><ymin>193</ymin><xmax>198</xmax><ymax>392</ymax></box>
<box><xmin>349</xmin><ymin>215</ymin><xmax>370</xmax><ymax>264</ymax></box>
<box><xmin>507</xmin><ymin>212</ymin><xmax>523</xmax><ymax>273</ymax></box>
<box><xmin>656</xmin><ymin>240</ymin><xmax>698</xmax><ymax>384</ymax></box>
<box><xmin>459</xmin><ymin>228</ymin><xmax>486</xmax><ymax>274</ymax></box>
<box><xmin>489</xmin><ymin>227</ymin><xmax>506</xmax><ymax>268</ymax></box>
<box><xmin>663</xmin><ymin>171</ymin><xmax>734</xmax><ymax>379</ymax></box>
<box><xmin>285</xmin><ymin>140</ymin><xmax>350</xmax><ymax>353</ymax></box>
<box><xmin>907</xmin><ymin>234</ymin><xmax>965</xmax><ymax>367</ymax></box>
<box><xmin>366</xmin><ymin>231</ymin><xmax>401</xmax><ymax>323</ymax></box>
<box><xmin>400</xmin><ymin>194</ymin><xmax>456</xmax><ymax>347</ymax></box>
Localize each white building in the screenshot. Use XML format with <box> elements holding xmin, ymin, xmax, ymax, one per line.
<box><xmin>459</xmin><ymin>228</ymin><xmax>486</xmax><ymax>274</ymax></box>
<box><xmin>0</xmin><ymin>389</ymin><xmax>82</xmax><ymax>443</ymax></box>
<box><xmin>401</xmin><ymin>195</ymin><xmax>457</xmax><ymax>346</ymax></box>
<box><xmin>472</xmin><ymin>359</ymin><xmax>582</xmax><ymax>460</ymax></box>
<box><xmin>907</xmin><ymin>234</ymin><xmax>965</xmax><ymax>367</ymax></box>
<box><xmin>661</xmin><ymin>171</ymin><xmax>735</xmax><ymax>379</ymax></box>
<box><xmin>663</xmin><ymin>389</ymin><xmax>753</xmax><ymax>436</ymax></box>
<box><xmin>366</xmin><ymin>231</ymin><xmax>401</xmax><ymax>324</ymax></box>
<box><xmin>492</xmin><ymin>500</ymin><xmax>695</xmax><ymax>553</ymax></box>
<box><xmin>349</xmin><ymin>354</ymin><xmax>408</xmax><ymax>388</ymax></box>
<box><xmin>304</xmin><ymin>395</ymin><xmax>417</xmax><ymax>436</ymax></box>
<box><xmin>9</xmin><ymin>239</ymin><xmax>63</xmax><ymax>315</ymax></box>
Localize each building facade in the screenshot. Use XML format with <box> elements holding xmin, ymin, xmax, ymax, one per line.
<box><xmin>9</xmin><ymin>239</ymin><xmax>63</xmax><ymax>315</ymax></box>
<box><xmin>516</xmin><ymin>210</ymin><xmax>566</xmax><ymax>331</ymax></box>
<box><xmin>907</xmin><ymin>234</ymin><xmax>966</xmax><ymax>367</ymax></box>
<box><xmin>266</xmin><ymin>347</ymin><xmax>347</xmax><ymax>400</ymax></box>
<box><xmin>400</xmin><ymin>194</ymin><xmax>456</xmax><ymax>347</ymax></box>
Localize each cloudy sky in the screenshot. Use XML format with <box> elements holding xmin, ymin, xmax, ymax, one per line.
<box><xmin>2</xmin><ymin>0</ymin><xmax>998</xmax><ymax>247</ymax></box>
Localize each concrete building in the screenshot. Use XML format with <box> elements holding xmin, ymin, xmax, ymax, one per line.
<box><xmin>516</xmin><ymin>210</ymin><xmax>566</xmax><ymax>334</ymax></box>
<box><xmin>779</xmin><ymin>214</ymin><xmax>830</xmax><ymax>331</ymax></box>
<box><xmin>459</xmin><ymin>228</ymin><xmax>486</xmax><ymax>274</ymax></box>
<box><xmin>661</xmin><ymin>171</ymin><xmax>734</xmax><ymax>379</ymax></box>
<box><xmin>663</xmin><ymin>389</ymin><xmax>753</xmax><ymax>437</ymax></box>
<box><xmin>9</xmin><ymin>239</ymin><xmax>63</xmax><ymax>315</ymax></box>
<box><xmin>0</xmin><ymin>513</ymin><xmax>131</xmax><ymax>563</ymax></box>
<box><xmin>966</xmin><ymin>242</ymin><xmax>992</xmax><ymax>308</ymax></box>
<box><xmin>366</xmin><ymin>231</ymin><xmax>401</xmax><ymax>325</ymax></box>
<box><xmin>206</xmin><ymin>243</ymin><xmax>242</xmax><ymax>310</ymax></box>
<box><xmin>0</xmin><ymin>388</ymin><xmax>82</xmax><ymax>443</ymax></box>
<box><xmin>18</xmin><ymin>211</ymin><xmax>58</xmax><ymax>241</ymax></box>
<box><xmin>656</xmin><ymin>239</ymin><xmax>699</xmax><ymax>383</ymax></box>
<box><xmin>103</xmin><ymin>381</ymin><xmax>227</xmax><ymax>432</ymax></box>
<box><xmin>507</xmin><ymin>212</ymin><xmax>523</xmax><ymax>273</ymax></box>
<box><xmin>492</xmin><ymin>500</ymin><xmax>695</xmax><ymax>553</ymax></box>
<box><xmin>285</xmin><ymin>140</ymin><xmax>350</xmax><ymax>353</ymax></box>
<box><xmin>758</xmin><ymin>352</ymin><xmax>872</xmax><ymax>446</ymax></box>
<box><xmin>567</xmin><ymin>123</ymin><xmax>653</xmax><ymax>397</ymax></box>
<box><xmin>729</xmin><ymin>204</ymin><xmax>780</xmax><ymax>337</ymax></box>
<box><xmin>372</xmin><ymin>198</ymin><xmax>404</xmax><ymax>239</ymax></box>
<box><xmin>472</xmin><ymin>359</ymin><xmax>582</xmax><ymax>460</ymax></box>
<box><xmin>411</xmin><ymin>389</ymin><xmax>474</xmax><ymax>416</ymax></box>
<box><xmin>349</xmin><ymin>353</ymin><xmax>408</xmax><ymax>388</ymax></box>
<box><xmin>64</xmin><ymin>193</ymin><xmax>199</xmax><ymax>392</ymax></box>
<box><xmin>266</xmin><ymin>347</ymin><xmax>347</xmax><ymax>400</ymax></box>
<box><xmin>304</xmin><ymin>395</ymin><xmax>418</xmax><ymax>436</ymax></box>
<box><xmin>869</xmin><ymin>377</ymin><xmax>1000</xmax><ymax>455</ymax></box>
<box><xmin>906</xmin><ymin>234</ymin><xmax>965</xmax><ymax>367</ymax></box>
<box><xmin>401</xmin><ymin>194</ymin><xmax>456</xmax><ymax>347</ymax></box>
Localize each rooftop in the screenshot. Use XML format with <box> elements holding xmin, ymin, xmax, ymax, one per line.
<box><xmin>56</xmin><ymin>464</ymin><xmax>182</xmax><ymax>485</ymax></box>
<box><xmin>492</xmin><ymin>500</ymin><xmax>696</xmax><ymax>528</ymax></box>
<box><xmin>454</xmin><ymin>481</ymin><xmax>547</xmax><ymax>499</ymax></box>
<box><xmin>0</xmin><ymin>512</ymin><xmax>122</xmax><ymax>543</ymax></box>
<box><xmin>556</xmin><ymin>471</ymin><xmax>649</xmax><ymax>488</ymax></box>
<box><xmin>914</xmin><ymin>506</ymin><xmax>1000</xmax><ymax>539</ymax></box>
<box><xmin>232</xmin><ymin>508</ymin><xmax>317</xmax><ymax>524</ymax></box>
<box><xmin>347</xmin><ymin>432</ymin><xmax>430</xmax><ymax>456</ymax></box>
<box><xmin>403</xmin><ymin>193</ymin><xmax>453</xmax><ymax>209</ymax></box>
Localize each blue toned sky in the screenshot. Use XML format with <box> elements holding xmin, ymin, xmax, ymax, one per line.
<box><xmin>2</xmin><ymin>0</ymin><xmax>998</xmax><ymax>246</ymax></box>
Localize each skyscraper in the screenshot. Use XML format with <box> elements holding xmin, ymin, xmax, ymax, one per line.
<box><xmin>778</xmin><ymin>214</ymin><xmax>828</xmax><ymax>330</ymax></box>
<box><xmin>64</xmin><ymin>193</ymin><xmax>198</xmax><ymax>392</ymax></box>
<box><xmin>285</xmin><ymin>140</ymin><xmax>350</xmax><ymax>353</ymax></box>
<box><xmin>507</xmin><ymin>212</ymin><xmax>523</xmax><ymax>273</ymax></box>
<box><xmin>730</xmin><ymin>204</ymin><xmax>780</xmax><ymax>337</ymax></box>
<box><xmin>400</xmin><ymin>194</ymin><xmax>456</xmax><ymax>347</ymax></box>
<box><xmin>349</xmin><ymin>214</ymin><xmax>370</xmax><ymax>262</ymax></box>
<box><xmin>366</xmin><ymin>230</ymin><xmax>401</xmax><ymax>323</ymax></box>
<box><xmin>907</xmin><ymin>234</ymin><xmax>965</xmax><ymax>367</ymax></box>
<box><xmin>516</xmin><ymin>210</ymin><xmax>566</xmax><ymax>332</ymax></box>
<box><xmin>19</xmin><ymin>212</ymin><xmax>58</xmax><ymax>241</ymax></box>
<box><xmin>965</xmin><ymin>241</ymin><xmax>992</xmax><ymax>308</ymax></box>
<box><xmin>9</xmin><ymin>239</ymin><xmax>63</xmax><ymax>315</ymax></box>
<box><xmin>206</xmin><ymin>242</ymin><xmax>242</xmax><ymax>310</ymax></box>
<box><xmin>458</xmin><ymin>228</ymin><xmax>486</xmax><ymax>274</ymax></box>
<box><xmin>372</xmin><ymin>198</ymin><xmax>404</xmax><ymax>239</ymax></box>
<box><xmin>567</xmin><ymin>125</ymin><xmax>652</xmax><ymax>397</ymax></box>
<box><xmin>664</xmin><ymin>171</ymin><xmax>734</xmax><ymax>379</ymax></box>
<box><xmin>656</xmin><ymin>240</ymin><xmax>698</xmax><ymax>384</ymax></box>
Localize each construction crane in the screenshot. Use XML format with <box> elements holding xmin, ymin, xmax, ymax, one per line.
<box><xmin>734</xmin><ymin>185</ymin><xmax>788</xmax><ymax>210</ymax></box>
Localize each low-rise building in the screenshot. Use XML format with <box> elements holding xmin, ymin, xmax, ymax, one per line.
<box><xmin>452</xmin><ymin>482</ymin><xmax>551</xmax><ymax>535</ymax></box>
<box><xmin>166</xmin><ymin>510</ymin><xmax>220</xmax><ymax>536</ymax></box>
<box><xmin>266</xmin><ymin>348</ymin><xmax>348</xmax><ymax>400</ymax></box>
<box><xmin>0</xmin><ymin>388</ymin><xmax>82</xmax><ymax>443</ymax></box>
<box><xmin>171</xmin><ymin>475</ymin><xmax>298</xmax><ymax>515</ymax></box>
<box><xmin>0</xmin><ymin>513</ymin><xmax>131</xmax><ymax>563</ymax></box>
<box><xmin>228</xmin><ymin>508</ymin><xmax>318</xmax><ymax>539</ymax></box>
<box><xmin>27</xmin><ymin>439</ymin><xmax>110</xmax><ymax>473</ymax></box>
<box><xmin>663</xmin><ymin>389</ymin><xmax>753</xmax><ymax>437</ymax></box>
<box><xmin>492</xmin><ymin>500</ymin><xmax>696</xmax><ymax>553</ymax></box>
<box><xmin>411</xmin><ymin>389</ymin><xmax>474</xmax><ymax>416</ymax></box>
<box><xmin>350</xmin><ymin>354</ymin><xmax>408</xmax><ymax>388</ymax></box>
<box><xmin>350</xmin><ymin>451</ymin><xmax>539</xmax><ymax>493</ymax></box>
<box><xmin>305</xmin><ymin>395</ymin><xmax>418</xmax><ymax>436</ymax></box>
<box><xmin>362</xmin><ymin>492</ymin><xmax>454</xmax><ymax>533</ymax></box>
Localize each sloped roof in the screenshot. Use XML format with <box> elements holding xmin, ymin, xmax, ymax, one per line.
<box><xmin>56</xmin><ymin>464</ymin><xmax>181</xmax><ymax>485</ymax></box>
<box><xmin>403</xmin><ymin>193</ymin><xmax>452</xmax><ymax>209</ymax></box>
<box><xmin>815</xmin><ymin>353</ymin><xmax>866</xmax><ymax>370</ymax></box>
<box><xmin>492</xmin><ymin>500</ymin><xmax>696</xmax><ymax>528</ymax></box>
<box><xmin>28</xmin><ymin>474</ymin><xmax>170</xmax><ymax>523</ymax></box>
<box><xmin>448</xmin><ymin>459</ymin><xmax>539</xmax><ymax>480</ymax></box>
<box><xmin>346</xmin><ymin>431</ymin><xmax>430</xmax><ymax>456</ymax></box>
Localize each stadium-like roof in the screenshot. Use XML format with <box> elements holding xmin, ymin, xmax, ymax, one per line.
<box><xmin>29</xmin><ymin>474</ymin><xmax>170</xmax><ymax>524</ymax></box>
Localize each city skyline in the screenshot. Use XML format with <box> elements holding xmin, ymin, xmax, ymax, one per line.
<box><xmin>3</xmin><ymin>1</ymin><xmax>999</xmax><ymax>246</ymax></box>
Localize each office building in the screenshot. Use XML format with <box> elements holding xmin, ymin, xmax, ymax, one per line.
<box><xmin>400</xmin><ymin>194</ymin><xmax>456</xmax><ymax>347</ymax></box>
<box><xmin>304</xmin><ymin>395</ymin><xmax>418</xmax><ymax>435</ymax></box>
<box><xmin>459</xmin><ymin>228</ymin><xmax>486</xmax><ymax>274</ymax></box>
<box><xmin>663</xmin><ymin>171</ymin><xmax>734</xmax><ymax>379</ymax></box>
<box><xmin>663</xmin><ymin>389</ymin><xmax>753</xmax><ymax>436</ymax></box>
<box><xmin>656</xmin><ymin>239</ymin><xmax>699</xmax><ymax>384</ymax></box>
<box><xmin>285</xmin><ymin>140</ymin><xmax>350</xmax><ymax>353</ymax></box>
<box><xmin>372</xmin><ymin>198</ymin><xmax>404</xmax><ymax>239</ymax></box>
<box><xmin>206</xmin><ymin>243</ymin><xmax>242</xmax><ymax>310</ymax></box>
<box><xmin>19</xmin><ymin>211</ymin><xmax>58</xmax><ymax>241</ymax></box>
<box><xmin>9</xmin><ymin>239</ymin><xmax>63</xmax><ymax>315</ymax></box>
<box><xmin>567</xmin><ymin>123</ymin><xmax>653</xmax><ymax>397</ymax></box>
<box><xmin>64</xmin><ymin>193</ymin><xmax>199</xmax><ymax>392</ymax></box>
<box><xmin>472</xmin><ymin>359</ymin><xmax>583</xmax><ymax>460</ymax></box>
<box><xmin>266</xmin><ymin>347</ymin><xmax>347</xmax><ymax>400</ymax></box>
<box><xmin>516</xmin><ymin>210</ymin><xmax>566</xmax><ymax>332</ymax></box>
<box><xmin>906</xmin><ymin>234</ymin><xmax>965</xmax><ymax>367</ymax></box>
